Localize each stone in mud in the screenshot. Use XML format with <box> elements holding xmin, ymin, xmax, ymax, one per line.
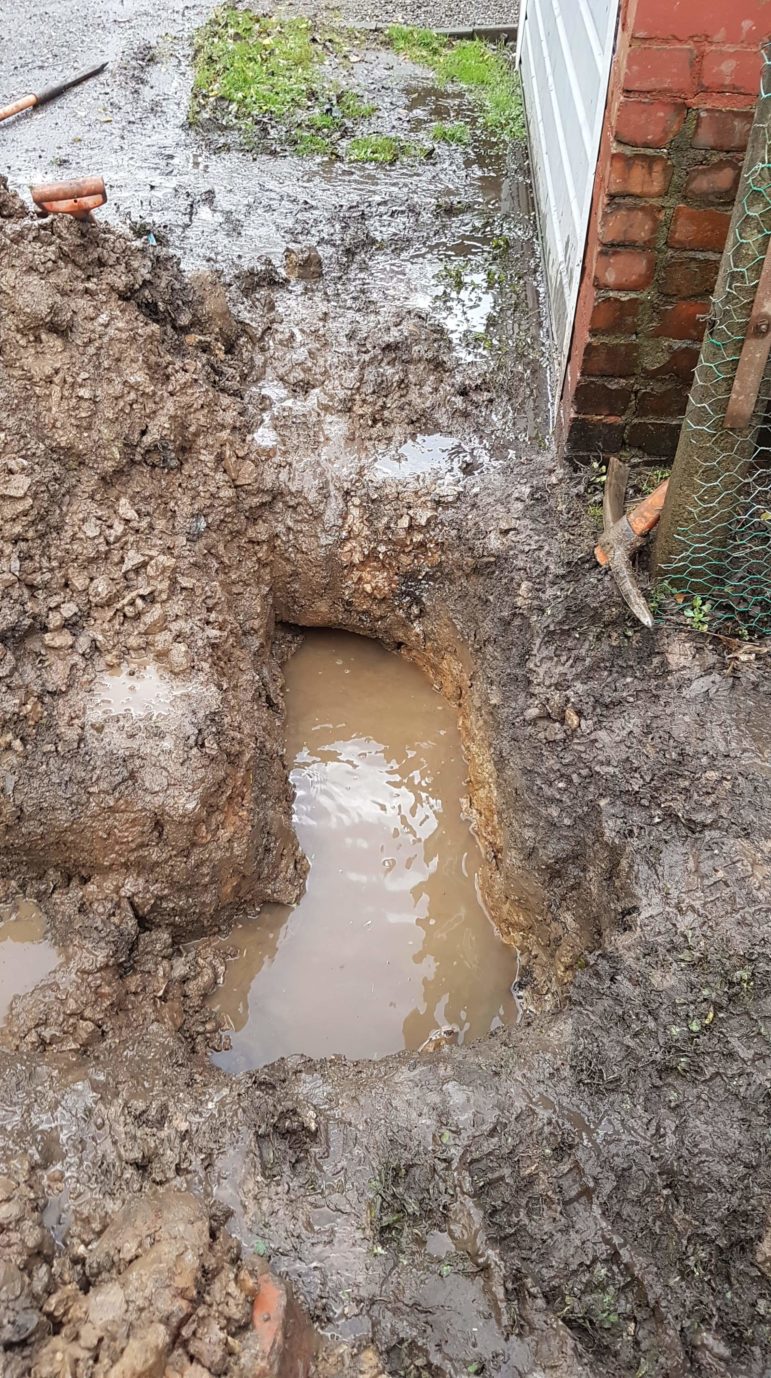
<box><xmin>283</xmin><ymin>245</ymin><xmax>323</xmax><ymax>281</ymax></box>
<box><xmin>106</xmin><ymin>1323</ymin><xmax>170</xmax><ymax>1378</ymax></box>
<box><xmin>0</xmin><ymin>1260</ymin><xmax>41</xmax><ymax>1345</ymax></box>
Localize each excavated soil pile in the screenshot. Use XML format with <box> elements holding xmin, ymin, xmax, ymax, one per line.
<box><xmin>0</xmin><ymin>164</ymin><xmax>770</xmax><ymax>1378</ymax></box>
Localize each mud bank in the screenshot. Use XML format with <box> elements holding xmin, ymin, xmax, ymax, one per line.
<box><xmin>0</xmin><ymin>19</ymin><xmax>770</xmax><ymax>1378</ymax></box>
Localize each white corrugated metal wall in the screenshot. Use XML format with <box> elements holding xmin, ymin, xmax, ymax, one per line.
<box><xmin>517</xmin><ymin>0</ymin><xmax>620</xmax><ymax>388</ymax></box>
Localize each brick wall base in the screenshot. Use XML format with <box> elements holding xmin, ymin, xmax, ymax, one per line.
<box><xmin>560</xmin><ymin>0</ymin><xmax>767</xmax><ymax>468</ymax></box>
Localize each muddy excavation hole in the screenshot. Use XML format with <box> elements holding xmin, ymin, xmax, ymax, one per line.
<box><xmin>208</xmin><ymin>631</ymin><xmax>520</xmax><ymax>1068</ymax></box>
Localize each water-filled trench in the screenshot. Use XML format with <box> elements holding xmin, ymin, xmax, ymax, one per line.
<box><xmin>209</xmin><ymin>630</ymin><xmax>520</xmax><ymax>1067</ymax></box>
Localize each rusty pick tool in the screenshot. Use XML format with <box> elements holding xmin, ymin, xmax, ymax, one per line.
<box><xmin>594</xmin><ymin>457</ymin><xmax>669</xmax><ymax>628</ymax></box>
<box><xmin>0</xmin><ymin>62</ymin><xmax>107</xmax><ymax>125</ymax></box>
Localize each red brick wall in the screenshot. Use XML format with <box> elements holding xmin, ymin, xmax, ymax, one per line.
<box><xmin>560</xmin><ymin>0</ymin><xmax>768</xmax><ymax>467</ymax></box>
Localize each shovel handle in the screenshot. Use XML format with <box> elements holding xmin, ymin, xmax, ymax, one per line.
<box><xmin>0</xmin><ymin>93</ymin><xmax>37</xmax><ymax>123</ymax></box>
<box><xmin>0</xmin><ymin>61</ymin><xmax>107</xmax><ymax>125</ymax></box>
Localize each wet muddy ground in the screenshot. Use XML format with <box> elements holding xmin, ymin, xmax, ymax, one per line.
<box><xmin>1</xmin><ymin>5</ymin><xmax>770</xmax><ymax>1378</ymax></box>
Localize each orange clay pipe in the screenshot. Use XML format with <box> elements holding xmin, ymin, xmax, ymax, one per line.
<box><xmin>0</xmin><ymin>63</ymin><xmax>107</xmax><ymax>124</ymax></box>
<box><xmin>30</xmin><ymin>176</ymin><xmax>107</xmax><ymax>221</ymax></box>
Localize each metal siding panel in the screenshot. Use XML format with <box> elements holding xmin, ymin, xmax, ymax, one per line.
<box><xmin>520</xmin><ymin>0</ymin><xmax>620</xmax><ymax>389</ymax></box>
<box><xmin>521</xmin><ymin>25</ymin><xmax>572</xmax><ymax>355</ymax></box>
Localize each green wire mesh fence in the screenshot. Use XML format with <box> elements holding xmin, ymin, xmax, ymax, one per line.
<box><xmin>653</xmin><ymin>48</ymin><xmax>771</xmax><ymax>637</ymax></box>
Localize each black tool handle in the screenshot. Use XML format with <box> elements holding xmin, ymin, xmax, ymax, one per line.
<box><xmin>36</xmin><ymin>61</ymin><xmax>107</xmax><ymax>108</ymax></box>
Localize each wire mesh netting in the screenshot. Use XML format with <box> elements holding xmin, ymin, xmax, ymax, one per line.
<box><xmin>655</xmin><ymin>52</ymin><xmax>771</xmax><ymax>637</ymax></box>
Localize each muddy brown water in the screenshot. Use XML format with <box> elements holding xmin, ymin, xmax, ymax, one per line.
<box><xmin>209</xmin><ymin>631</ymin><xmax>519</xmax><ymax>1067</ymax></box>
<box><xmin>0</xmin><ymin>899</ymin><xmax>58</xmax><ymax>1024</ymax></box>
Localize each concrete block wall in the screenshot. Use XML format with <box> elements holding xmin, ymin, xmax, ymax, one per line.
<box><xmin>560</xmin><ymin>0</ymin><xmax>768</xmax><ymax>468</ymax></box>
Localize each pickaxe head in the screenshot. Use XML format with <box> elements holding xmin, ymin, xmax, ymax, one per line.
<box><xmin>594</xmin><ymin>457</ymin><xmax>669</xmax><ymax>628</ymax></box>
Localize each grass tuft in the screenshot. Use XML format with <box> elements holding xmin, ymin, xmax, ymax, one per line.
<box><xmin>385</xmin><ymin>26</ymin><xmax>525</xmax><ymax>142</ymax></box>
<box><xmin>345</xmin><ymin>134</ymin><xmax>429</xmax><ymax>164</ymax></box>
<box><xmin>293</xmin><ymin>131</ymin><xmax>335</xmax><ymax>157</ymax></box>
<box><xmin>190</xmin><ymin>7</ymin><xmax>378</xmax><ymax>155</ymax></box>
<box><xmin>191</xmin><ymin>10</ymin><xmax>323</xmax><ymax>122</ymax></box>
<box><xmin>431</xmin><ymin>120</ymin><xmax>471</xmax><ymax>145</ymax></box>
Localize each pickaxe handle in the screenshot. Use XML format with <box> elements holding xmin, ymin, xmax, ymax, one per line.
<box><xmin>594</xmin><ymin>479</ymin><xmax>669</xmax><ymax>566</ymax></box>
<box><xmin>0</xmin><ymin>62</ymin><xmax>107</xmax><ymax>124</ymax></box>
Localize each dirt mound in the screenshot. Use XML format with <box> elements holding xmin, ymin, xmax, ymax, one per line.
<box><xmin>0</xmin><ymin>189</ymin><xmax>302</xmax><ymax>927</ymax></box>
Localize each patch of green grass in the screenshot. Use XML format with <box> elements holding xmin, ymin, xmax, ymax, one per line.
<box><xmin>190</xmin><ymin>7</ymin><xmax>378</xmax><ymax>155</ymax></box>
<box><xmin>431</xmin><ymin>120</ymin><xmax>471</xmax><ymax>145</ymax></box>
<box><xmin>346</xmin><ymin>134</ymin><xmax>401</xmax><ymax>163</ymax></box>
<box><xmin>345</xmin><ymin>134</ymin><xmax>428</xmax><ymax>163</ymax></box>
<box><xmin>386</xmin><ymin>24</ymin><xmax>449</xmax><ymax>63</ymax></box>
<box><xmin>304</xmin><ymin>111</ymin><xmax>339</xmax><ymax>132</ymax></box>
<box><xmin>337</xmin><ymin>89</ymin><xmax>376</xmax><ymax>119</ymax></box>
<box><xmin>191</xmin><ymin>10</ymin><xmax>324</xmax><ymax>123</ymax></box>
<box><xmin>385</xmin><ymin>26</ymin><xmax>525</xmax><ymax>142</ymax></box>
<box><xmin>293</xmin><ymin>131</ymin><xmax>335</xmax><ymax>156</ymax></box>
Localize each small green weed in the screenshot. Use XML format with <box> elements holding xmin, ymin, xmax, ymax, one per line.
<box><xmin>345</xmin><ymin>134</ymin><xmax>427</xmax><ymax>163</ymax></box>
<box><xmin>683</xmin><ymin>595</ymin><xmax>712</xmax><ymax>633</ymax></box>
<box><xmin>293</xmin><ymin>131</ymin><xmax>335</xmax><ymax>156</ymax></box>
<box><xmin>559</xmin><ymin>1265</ymin><xmax>623</xmax><ymax>1337</ymax></box>
<box><xmin>640</xmin><ymin>465</ymin><xmax>671</xmax><ymax>494</ymax></box>
<box><xmin>431</xmin><ymin>120</ymin><xmax>471</xmax><ymax>145</ymax></box>
<box><xmin>439</xmin><ymin>262</ymin><xmax>466</xmax><ymax>291</ymax></box>
<box><xmin>385</xmin><ymin>26</ymin><xmax>525</xmax><ymax>142</ymax></box>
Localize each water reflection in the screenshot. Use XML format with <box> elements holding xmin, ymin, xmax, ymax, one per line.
<box><xmin>0</xmin><ymin>900</ymin><xmax>59</xmax><ymax>1023</ymax></box>
<box><xmin>209</xmin><ymin>632</ymin><xmax>519</xmax><ymax>1067</ymax></box>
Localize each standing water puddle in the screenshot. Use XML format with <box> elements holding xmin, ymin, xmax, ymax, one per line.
<box><xmin>0</xmin><ymin>900</ymin><xmax>58</xmax><ymax>1024</ymax></box>
<box><xmin>210</xmin><ymin>632</ymin><xmax>519</xmax><ymax>1067</ymax></box>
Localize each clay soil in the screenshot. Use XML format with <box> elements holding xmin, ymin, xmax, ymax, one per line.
<box><xmin>1</xmin><ymin>7</ymin><xmax>770</xmax><ymax>1378</ymax></box>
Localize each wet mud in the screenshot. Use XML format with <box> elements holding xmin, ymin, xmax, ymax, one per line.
<box><xmin>0</xmin><ymin>6</ymin><xmax>770</xmax><ymax>1378</ymax></box>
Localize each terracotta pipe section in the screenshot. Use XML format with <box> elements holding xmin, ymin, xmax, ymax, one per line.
<box><xmin>30</xmin><ymin>176</ymin><xmax>105</xmax><ymax>204</ymax></box>
<box><xmin>30</xmin><ymin>176</ymin><xmax>107</xmax><ymax>221</ymax></box>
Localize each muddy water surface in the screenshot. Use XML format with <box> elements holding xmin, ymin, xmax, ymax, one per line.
<box><xmin>210</xmin><ymin>632</ymin><xmax>519</xmax><ymax>1067</ymax></box>
<box><xmin>0</xmin><ymin>899</ymin><xmax>58</xmax><ymax>1023</ymax></box>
